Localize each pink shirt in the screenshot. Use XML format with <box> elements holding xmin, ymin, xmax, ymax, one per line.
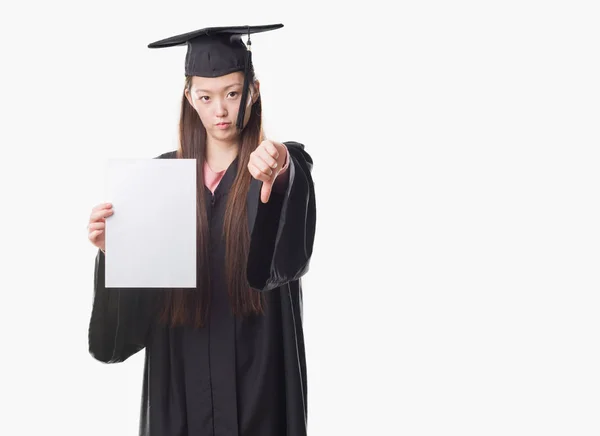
<box><xmin>204</xmin><ymin>145</ymin><xmax>290</xmax><ymax>195</ymax></box>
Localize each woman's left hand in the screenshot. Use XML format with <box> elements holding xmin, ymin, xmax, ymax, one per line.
<box><xmin>248</xmin><ymin>139</ymin><xmax>288</xmax><ymax>203</ymax></box>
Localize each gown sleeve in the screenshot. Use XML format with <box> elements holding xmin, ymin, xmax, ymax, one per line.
<box><xmin>88</xmin><ymin>249</ymin><xmax>159</xmax><ymax>363</ymax></box>
<box><xmin>247</xmin><ymin>141</ymin><xmax>317</xmax><ymax>292</ymax></box>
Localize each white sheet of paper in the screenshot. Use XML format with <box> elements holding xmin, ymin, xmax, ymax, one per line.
<box><xmin>104</xmin><ymin>158</ymin><xmax>197</xmax><ymax>288</ymax></box>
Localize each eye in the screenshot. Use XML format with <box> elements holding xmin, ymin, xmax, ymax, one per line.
<box><xmin>198</xmin><ymin>96</ymin><xmax>210</xmax><ymax>102</ymax></box>
<box><xmin>227</xmin><ymin>91</ymin><xmax>239</xmax><ymax>98</ymax></box>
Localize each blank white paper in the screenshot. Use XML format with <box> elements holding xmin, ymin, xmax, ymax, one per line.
<box><xmin>104</xmin><ymin>158</ymin><xmax>197</xmax><ymax>288</ymax></box>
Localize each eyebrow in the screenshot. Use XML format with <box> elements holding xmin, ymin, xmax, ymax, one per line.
<box><xmin>194</xmin><ymin>83</ymin><xmax>243</xmax><ymax>94</ymax></box>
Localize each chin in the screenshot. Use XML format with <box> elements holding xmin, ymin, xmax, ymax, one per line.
<box><xmin>210</xmin><ymin>128</ymin><xmax>238</xmax><ymax>141</ymax></box>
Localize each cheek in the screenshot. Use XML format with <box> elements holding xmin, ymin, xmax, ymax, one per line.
<box><xmin>227</xmin><ymin>100</ymin><xmax>240</xmax><ymax>116</ymax></box>
<box><xmin>193</xmin><ymin>105</ymin><xmax>211</xmax><ymax>124</ymax></box>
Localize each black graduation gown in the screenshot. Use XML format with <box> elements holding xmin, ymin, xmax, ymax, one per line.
<box><xmin>88</xmin><ymin>142</ymin><xmax>316</xmax><ymax>436</ymax></box>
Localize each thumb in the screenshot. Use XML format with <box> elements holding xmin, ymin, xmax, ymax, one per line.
<box><xmin>261</xmin><ymin>179</ymin><xmax>273</xmax><ymax>203</ymax></box>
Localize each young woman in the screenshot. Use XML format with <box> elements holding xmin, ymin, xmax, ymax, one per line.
<box><xmin>86</xmin><ymin>24</ymin><xmax>316</xmax><ymax>436</ymax></box>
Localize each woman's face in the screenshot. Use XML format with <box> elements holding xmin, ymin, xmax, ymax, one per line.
<box><xmin>185</xmin><ymin>72</ymin><xmax>259</xmax><ymax>143</ymax></box>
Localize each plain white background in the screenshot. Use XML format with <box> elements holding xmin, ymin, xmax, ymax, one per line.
<box><xmin>1</xmin><ymin>1</ymin><xmax>599</xmax><ymax>435</ymax></box>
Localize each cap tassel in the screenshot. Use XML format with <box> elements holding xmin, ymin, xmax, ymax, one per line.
<box><xmin>236</xmin><ymin>32</ymin><xmax>252</xmax><ymax>130</ymax></box>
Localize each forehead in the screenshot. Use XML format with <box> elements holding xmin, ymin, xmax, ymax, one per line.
<box><xmin>191</xmin><ymin>72</ymin><xmax>245</xmax><ymax>91</ymax></box>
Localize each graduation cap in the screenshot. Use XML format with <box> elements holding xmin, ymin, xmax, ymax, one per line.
<box><xmin>148</xmin><ymin>24</ymin><xmax>284</xmax><ymax>130</ymax></box>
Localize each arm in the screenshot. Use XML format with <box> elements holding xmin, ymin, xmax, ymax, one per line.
<box><xmin>272</xmin><ymin>144</ymin><xmax>290</xmax><ymax>193</ymax></box>
<box><xmin>247</xmin><ymin>142</ymin><xmax>316</xmax><ymax>291</ymax></box>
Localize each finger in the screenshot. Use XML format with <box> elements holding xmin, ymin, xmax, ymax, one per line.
<box><xmin>249</xmin><ymin>157</ymin><xmax>273</xmax><ymax>177</ymax></box>
<box><xmin>254</xmin><ymin>154</ymin><xmax>278</xmax><ymax>175</ymax></box>
<box><xmin>262</xmin><ymin>141</ymin><xmax>280</xmax><ymax>160</ymax></box>
<box><xmin>257</xmin><ymin>148</ymin><xmax>278</xmax><ymax>169</ymax></box>
<box><xmin>90</xmin><ymin>208</ymin><xmax>114</xmax><ymax>222</ymax></box>
<box><xmin>87</xmin><ymin>221</ymin><xmax>106</xmax><ymax>231</ymax></box>
<box><xmin>261</xmin><ymin>181</ymin><xmax>273</xmax><ymax>203</ymax></box>
<box><xmin>247</xmin><ymin>162</ymin><xmax>271</xmax><ymax>183</ymax></box>
<box><xmin>88</xmin><ymin>229</ymin><xmax>104</xmax><ymax>242</ymax></box>
<box><xmin>90</xmin><ymin>207</ymin><xmax>113</xmax><ymax>218</ymax></box>
<box><xmin>248</xmin><ymin>162</ymin><xmax>271</xmax><ymax>182</ymax></box>
<box><xmin>91</xmin><ymin>203</ymin><xmax>113</xmax><ymax>213</ymax></box>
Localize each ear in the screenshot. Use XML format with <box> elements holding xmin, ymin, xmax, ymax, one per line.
<box><xmin>251</xmin><ymin>80</ymin><xmax>260</xmax><ymax>104</ymax></box>
<box><xmin>184</xmin><ymin>88</ymin><xmax>195</xmax><ymax>109</ymax></box>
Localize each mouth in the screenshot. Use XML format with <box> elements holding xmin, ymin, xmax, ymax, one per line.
<box><xmin>215</xmin><ymin>122</ymin><xmax>231</xmax><ymax>129</ymax></box>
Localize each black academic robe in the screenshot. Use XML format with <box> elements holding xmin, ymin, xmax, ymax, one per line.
<box><xmin>88</xmin><ymin>142</ymin><xmax>316</xmax><ymax>436</ymax></box>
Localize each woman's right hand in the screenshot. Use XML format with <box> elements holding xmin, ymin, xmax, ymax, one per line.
<box><xmin>88</xmin><ymin>203</ymin><xmax>113</xmax><ymax>252</ymax></box>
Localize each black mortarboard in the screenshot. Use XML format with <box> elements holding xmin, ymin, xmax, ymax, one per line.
<box><xmin>148</xmin><ymin>24</ymin><xmax>284</xmax><ymax>130</ymax></box>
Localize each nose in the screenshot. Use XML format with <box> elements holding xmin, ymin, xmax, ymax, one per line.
<box><xmin>215</xmin><ymin>99</ymin><xmax>228</xmax><ymax>117</ymax></box>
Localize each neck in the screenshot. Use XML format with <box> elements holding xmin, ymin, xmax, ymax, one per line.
<box><xmin>205</xmin><ymin>136</ymin><xmax>239</xmax><ymax>172</ymax></box>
